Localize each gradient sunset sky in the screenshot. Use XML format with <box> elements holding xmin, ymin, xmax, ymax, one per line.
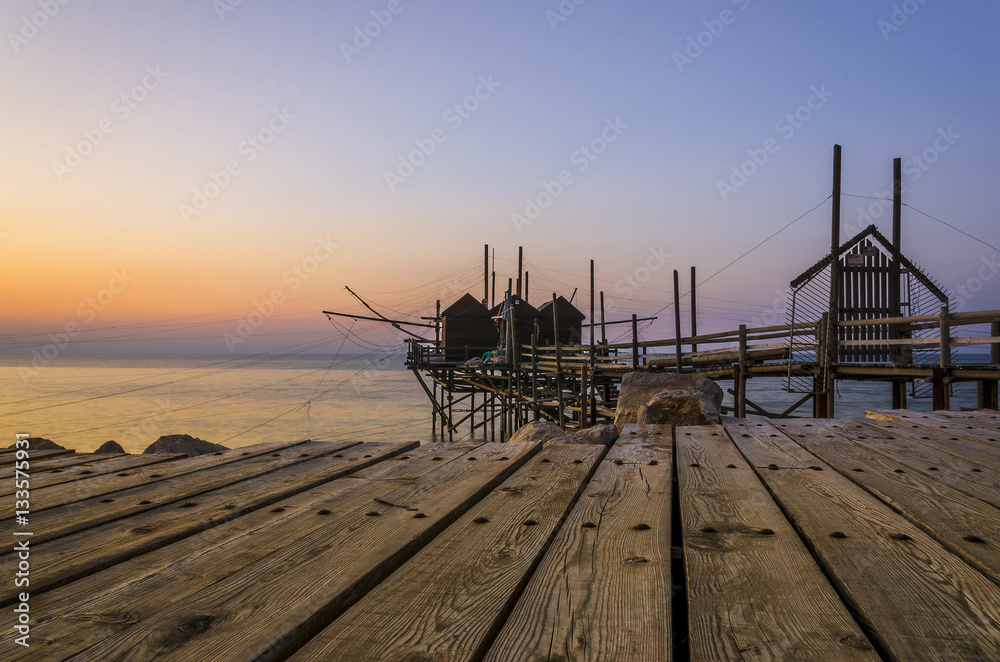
<box><xmin>2</xmin><ymin>0</ymin><xmax>998</xmax><ymax>354</ymax></box>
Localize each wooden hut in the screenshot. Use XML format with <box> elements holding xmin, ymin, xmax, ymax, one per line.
<box><xmin>489</xmin><ymin>296</ymin><xmax>541</xmax><ymax>351</ymax></box>
<box><xmin>537</xmin><ymin>296</ymin><xmax>585</xmax><ymax>346</ymax></box>
<box><xmin>441</xmin><ymin>293</ymin><xmax>497</xmax><ymax>361</ymax></box>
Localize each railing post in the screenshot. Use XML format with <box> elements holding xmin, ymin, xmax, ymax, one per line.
<box><xmin>992</xmin><ymin>321</ymin><xmax>1000</xmax><ymax>364</ymax></box>
<box><xmin>737</xmin><ymin>324</ymin><xmax>748</xmax><ymax>418</ymax></box>
<box><xmin>631</xmin><ymin>314</ymin><xmax>639</xmax><ymax>370</ymax></box>
<box><xmin>553</xmin><ymin>294</ymin><xmax>565</xmax><ymax>429</ymax></box>
<box><xmin>531</xmin><ymin>324</ymin><xmax>539</xmax><ymax>421</ymax></box>
<box><xmin>814</xmin><ymin>313</ymin><xmax>832</xmax><ymax>418</ymax></box>
<box><xmin>937</xmin><ymin>305</ymin><xmax>951</xmax><ymax>410</ymax></box>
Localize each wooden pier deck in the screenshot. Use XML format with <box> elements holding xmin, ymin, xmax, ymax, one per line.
<box><xmin>3</xmin><ymin>411</ymin><xmax>999</xmax><ymax>661</ymax></box>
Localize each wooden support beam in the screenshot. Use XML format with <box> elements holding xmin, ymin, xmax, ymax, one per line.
<box><xmin>674</xmin><ymin>269</ymin><xmax>683</xmax><ymax>373</ymax></box>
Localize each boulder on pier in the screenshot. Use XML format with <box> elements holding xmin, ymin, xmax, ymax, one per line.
<box><xmin>143</xmin><ymin>434</ymin><xmax>228</xmax><ymax>457</ymax></box>
<box><xmin>507</xmin><ymin>420</ymin><xmax>619</xmax><ymax>446</ymax></box>
<box><xmin>94</xmin><ymin>440</ymin><xmax>126</xmax><ymax>454</ymax></box>
<box><xmin>7</xmin><ymin>437</ymin><xmax>65</xmax><ymax>451</ymax></box>
<box><xmin>614</xmin><ymin>372</ymin><xmax>723</xmax><ymax>429</ymax></box>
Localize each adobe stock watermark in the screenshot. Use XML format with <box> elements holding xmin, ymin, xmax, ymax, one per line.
<box><xmin>673</xmin><ymin>0</ymin><xmax>751</xmax><ymax>73</ymax></box>
<box><xmin>8</xmin><ymin>0</ymin><xmax>73</xmax><ymax>54</ymax></box>
<box><xmin>604</xmin><ymin>245</ymin><xmax>673</xmax><ymax>315</ymax></box>
<box><xmin>716</xmin><ymin>84</ymin><xmax>833</xmax><ymax>201</ymax></box>
<box><xmin>878</xmin><ymin>0</ymin><xmax>930</xmax><ymax>41</ymax></box>
<box><xmin>384</xmin><ymin>75</ymin><xmax>500</xmax><ymax>192</ymax></box>
<box><xmin>213</xmin><ymin>0</ymin><xmax>248</xmax><ymax>21</ymax></box>
<box><xmin>19</xmin><ymin>268</ymin><xmax>135</xmax><ymax>381</ymax></box>
<box><xmin>341</xmin><ymin>0</ymin><xmax>409</xmax><ymax>63</ymax></box>
<box><xmin>512</xmin><ymin>116</ymin><xmax>628</xmax><ymax>234</ymax></box>
<box><xmin>52</xmin><ymin>65</ymin><xmax>169</xmax><ymax>184</ymax></box>
<box><xmin>545</xmin><ymin>0</ymin><xmax>591</xmax><ymax>31</ymax></box>
<box><xmin>749</xmin><ymin>287</ymin><xmax>793</xmax><ymax>328</ymax></box>
<box><xmin>222</xmin><ymin>236</ymin><xmax>339</xmax><ymax>352</ymax></box>
<box><xmin>179</xmin><ymin>107</ymin><xmax>295</xmax><ymax>223</ymax></box>
<box><xmin>949</xmin><ymin>255</ymin><xmax>999</xmax><ymax>313</ymax></box>
<box><xmin>847</xmin><ymin>126</ymin><xmax>959</xmax><ymax>233</ymax></box>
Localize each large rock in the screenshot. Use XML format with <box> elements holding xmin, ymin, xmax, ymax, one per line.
<box><xmin>506</xmin><ymin>420</ymin><xmax>570</xmax><ymax>445</ymax></box>
<box><xmin>7</xmin><ymin>437</ymin><xmax>65</xmax><ymax>451</ymax></box>
<box><xmin>563</xmin><ymin>424</ymin><xmax>619</xmax><ymax>445</ymax></box>
<box><xmin>94</xmin><ymin>440</ymin><xmax>126</xmax><ymax>454</ymax></box>
<box><xmin>143</xmin><ymin>434</ymin><xmax>228</xmax><ymax>457</ymax></box>
<box><xmin>614</xmin><ymin>372</ymin><xmax>723</xmax><ymax>430</ymax></box>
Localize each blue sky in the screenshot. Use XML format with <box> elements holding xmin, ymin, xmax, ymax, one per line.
<box><xmin>2</xmin><ymin>0</ymin><xmax>998</xmax><ymax>353</ymax></box>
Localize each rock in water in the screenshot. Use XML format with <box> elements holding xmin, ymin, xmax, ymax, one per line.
<box><xmin>94</xmin><ymin>440</ymin><xmax>126</xmax><ymax>454</ymax></box>
<box><xmin>614</xmin><ymin>372</ymin><xmax>723</xmax><ymax>430</ymax></box>
<box><xmin>143</xmin><ymin>434</ymin><xmax>228</xmax><ymax>457</ymax></box>
<box><xmin>7</xmin><ymin>437</ymin><xmax>65</xmax><ymax>451</ymax></box>
<box><xmin>506</xmin><ymin>420</ymin><xmax>570</xmax><ymax>445</ymax></box>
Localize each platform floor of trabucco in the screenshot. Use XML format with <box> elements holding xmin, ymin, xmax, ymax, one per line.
<box><xmin>2</xmin><ymin>409</ymin><xmax>999</xmax><ymax>661</ymax></box>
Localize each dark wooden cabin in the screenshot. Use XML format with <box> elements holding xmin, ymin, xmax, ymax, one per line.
<box><xmin>489</xmin><ymin>296</ymin><xmax>542</xmax><ymax>350</ymax></box>
<box><xmin>441</xmin><ymin>293</ymin><xmax>497</xmax><ymax>361</ymax></box>
<box><xmin>537</xmin><ymin>296</ymin><xmax>585</xmax><ymax>346</ymax></box>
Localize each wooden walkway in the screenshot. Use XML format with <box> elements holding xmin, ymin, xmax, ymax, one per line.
<box><xmin>2</xmin><ymin>411</ymin><xmax>999</xmax><ymax>661</ymax></box>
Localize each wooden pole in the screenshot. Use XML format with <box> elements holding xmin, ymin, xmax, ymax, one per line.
<box><xmin>590</xmin><ymin>260</ymin><xmax>596</xmax><ymax>365</ymax></box>
<box><xmin>491</xmin><ymin>271</ymin><xmax>495</xmax><ymax>309</ymax></box>
<box><xmin>673</xmin><ymin>269</ymin><xmax>683</xmax><ymax>373</ymax></box>
<box><xmin>738</xmin><ymin>324</ymin><xmax>748</xmax><ymax>418</ymax></box>
<box><xmin>993</xmin><ymin>321</ymin><xmax>1000</xmax><ymax>364</ymax></box>
<box><xmin>600</xmin><ymin>291</ymin><xmax>610</xmax><ymax>405</ymax></box>
<box><xmin>552</xmin><ymin>293</ymin><xmax>564</xmax><ymax>428</ymax></box>
<box><xmin>830</xmin><ymin>144</ymin><xmax>842</xmax><ymax>322</ymax></box>
<box><xmin>531</xmin><ymin>322</ymin><xmax>539</xmax><ymax>421</ymax></box>
<box><xmin>581</xmin><ymin>362</ymin><xmax>589</xmax><ymax>429</ymax></box>
<box><xmin>631</xmin><ymin>314</ymin><xmax>639</xmax><ymax>370</ymax></box>
<box><xmin>829</xmin><ymin>144</ymin><xmax>842</xmax><ymax>402</ymax></box>
<box><xmin>517</xmin><ymin>246</ymin><xmax>523</xmax><ymax>299</ymax></box>
<box><xmin>435</xmin><ymin>300</ymin><xmax>440</xmax><ymax>347</ymax></box>
<box><xmin>936</xmin><ymin>305</ymin><xmax>951</xmax><ymax>410</ymax></box>
<box><xmin>484</xmin><ymin>244</ymin><xmax>489</xmax><ymax>304</ymax></box>
<box><xmin>600</xmin><ymin>291</ymin><xmax>608</xmax><ymax>350</ymax></box>
<box><xmin>890</xmin><ymin>158</ymin><xmax>902</xmax><ymax>319</ymax></box>
<box><xmin>524</xmin><ymin>271</ymin><xmax>529</xmax><ymax>304</ymax></box>
<box><xmin>447</xmin><ymin>372</ymin><xmax>454</xmax><ymax>442</ymax></box>
<box><xmin>815</xmin><ymin>312</ymin><xmax>832</xmax><ymax>418</ymax></box>
<box><xmin>825</xmin><ymin>312</ymin><xmax>836</xmax><ymax>418</ymax></box>
<box><xmin>690</xmin><ymin>266</ymin><xmax>698</xmax><ymax>355</ymax></box>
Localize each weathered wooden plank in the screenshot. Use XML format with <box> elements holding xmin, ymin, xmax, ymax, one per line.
<box><xmin>0</xmin><ymin>443</ymin><xmax>462</xmax><ymax>661</ymax></box>
<box><xmin>778</xmin><ymin>419</ymin><xmax>1000</xmax><ymax>584</ymax></box>
<box><xmin>866</xmin><ymin>409</ymin><xmax>1000</xmax><ymax>451</ymax></box>
<box><xmin>0</xmin><ymin>441</ymin><xmax>414</xmax><ymax>606</ymax></box>
<box><xmin>677</xmin><ymin>425</ymin><xmax>877</xmax><ymax>662</ymax></box>
<box><xmin>0</xmin><ymin>448</ymin><xmax>72</xmax><ymax>466</ymax></box>
<box><xmin>15</xmin><ymin>452</ymin><xmax>125</xmax><ymax>474</ymax></box>
<box><xmin>485</xmin><ymin>427</ymin><xmax>672</xmax><ymax>662</ymax></box>
<box><xmin>292</xmin><ymin>444</ymin><xmax>605</xmax><ymax>662</ymax></box>
<box><xmin>58</xmin><ymin>442</ymin><xmax>543</xmax><ymax>662</ymax></box>
<box><xmin>724</xmin><ymin>417</ymin><xmax>1000</xmax><ymax>661</ymax></box>
<box><xmin>870</xmin><ymin>409</ymin><xmax>1000</xmax><ymax>426</ymax></box>
<box><xmin>860</xmin><ymin>417</ymin><xmax>1000</xmax><ymax>472</ymax></box>
<box><xmin>24</xmin><ymin>439</ymin><xmax>309</xmax><ymax>513</ymax></box>
<box><xmin>0</xmin><ymin>440</ymin><xmax>340</xmax><ymax>553</ymax></box>
<box><xmin>349</xmin><ymin>441</ymin><xmax>482</xmax><ymax>481</ymax></box>
<box><xmin>0</xmin><ymin>454</ymin><xmax>187</xmax><ymax>497</ymax></box>
<box><xmin>790</xmin><ymin>418</ymin><xmax>1000</xmax><ymax>509</ymax></box>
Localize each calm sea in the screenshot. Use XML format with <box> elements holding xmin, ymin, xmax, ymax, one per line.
<box><xmin>0</xmin><ymin>353</ymin><xmax>988</xmax><ymax>453</ymax></box>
